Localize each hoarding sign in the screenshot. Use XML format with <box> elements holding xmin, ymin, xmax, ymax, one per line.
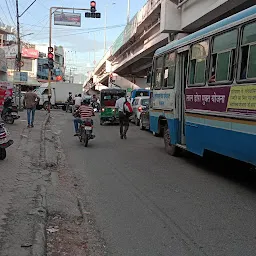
<box><xmin>13</xmin><ymin>71</ymin><xmax>28</xmax><ymax>83</ymax></box>
<box><xmin>22</xmin><ymin>48</ymin><xmax>39</xmax><ymax>59</ymax></box>
<box><xmin>54</xmin><ymin>12</ymin><xmax>81</xmax><ymax>27</ymax></box>
<box><xmin>3</xmin><ymin>45</ymin><xmax>18</xmax><ymax>59</ymax></box>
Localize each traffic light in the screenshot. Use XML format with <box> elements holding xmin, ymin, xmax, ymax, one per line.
<box><xmin>90</xmin><ymin>1</ymin><xmax>96</xmax><ymax>13</ymax></box>
<box><xmin>48</xmin><ymin>48</ymin><xmax>54</xmax><ymax>69</ymax></box>
<box><xmin>85</xmin><ymin>1</ymin><xmax>101</xmax><ymax>18</ymax></box>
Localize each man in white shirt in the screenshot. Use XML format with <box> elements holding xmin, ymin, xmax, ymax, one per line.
<box><xmin>73</xmin><ymin>93</ymin><xmax>82</xmax><ymax>113</ymax></box>
<box><xmin>115</xmin><ymin>94</ymin><xmax>129</xmax><ymax>139</ymax></box>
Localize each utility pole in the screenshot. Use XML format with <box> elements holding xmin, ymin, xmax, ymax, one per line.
<box><xmin>127</xmin><ymin>0</ymin><xmax>130</xmax><ymax>24</ymax></box>
<box><xmin>104</xmin><ymin>6</ymin><xmax>107</xmax><ymax>53</ymax></box>
<box><xmin>94</xmin><ymin>32</ymin><xmax>96</xmax><ymax>67</ymax></box>
<box><xmin>15</xmin><ymin>0</ymin><xmax>21</xmax><ymax>109</ymax></box>
<box><xmin>15</xmin><ymin>0</ymin><xmax>38</xmax><ymax>110</ymax></box>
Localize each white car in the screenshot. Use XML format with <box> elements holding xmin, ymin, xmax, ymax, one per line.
<box><xmin>131</xmin><ymin>96</ymin><xmax>150</xmax><ymax>126</ymax></box>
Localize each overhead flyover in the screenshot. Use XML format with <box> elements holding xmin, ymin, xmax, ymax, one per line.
<box><xmin>85</xmin><ymin>0</ymin><xmax>255</xmax><ymax>90</ymax></box>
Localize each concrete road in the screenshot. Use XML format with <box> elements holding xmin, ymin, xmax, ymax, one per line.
<box><xmin>53</xmin><ymin>110</ymin><xmax>256</xmax><ymax>256</ymax></box>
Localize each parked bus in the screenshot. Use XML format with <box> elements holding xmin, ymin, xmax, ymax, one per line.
<box><xmin>149</xmin><ymin>6</ymin><xmax>256</xmax><ymax>166</ymax></box>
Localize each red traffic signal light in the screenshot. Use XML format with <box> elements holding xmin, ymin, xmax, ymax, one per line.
<box><xmin>90</xmin><ymin>1</ymin><xmax>96</xmax><ymax>12</ymax></box>
<box><xmin>48</xmin><ymin>52</ymin><xmax>53</xmax><ymax>59</ymax></box>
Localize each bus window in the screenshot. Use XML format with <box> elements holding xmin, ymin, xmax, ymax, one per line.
<box><xmin>163</xmin><ymin>52</ymin><xmax>176</xmax><ymax>88</ymax></box>
<box><xmin>239</xmin><ymin>22</ymin><xmax>256</xmax><ymax>80</ymax></box>
<box><xmin>209</xmin><ymin>29</ymin><xmax>238</xmax><ymax>83</ymax></box>
<box><xmin>189</xmin><ymin>41</ymin><xmax>209</xmax><ymax>85</ymax></box>
<box><xmin>154</xmin><ymin>56</ymin><xmax>164</xmax><ymax>89</ymax></box>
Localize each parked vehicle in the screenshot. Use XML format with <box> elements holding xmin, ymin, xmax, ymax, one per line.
<box><xmin>149</xmin><ymin>6</ymin><xmax>256</xmax><ymax>166</ymax></box>
<box><xmin>130</xmin><ymin>89</ymin><xmax>150</xmax><ymax>104</ymax></box>
<box><xmin>77</xmin><ymin>119</ymin><xmax>95</xmax><ymax>147</ymax></box>
<box><xmin>131</xmin><ymin>96</ymin><xmax>150</xmax><ymax>126</ymax></box>
<box><xmin>100</xmin><ymin>88</ymin><xmax>126</xmax><ymax>125</ymax></box>
<box><xmin>1</xmin><ymin>97</ymin><xmax>20</xmax><ymax>124</ymax></box>
<box><xmin>34</xmin><ymin>82</ymin><xmax>82</xmax><ymax>110</ymax></box>
<box><xmin>0</xmin><ymin>122</ymin><xmax>13</xmax><ymax>160</ymax></box>
<box><xmin>140</xmin><ymin>104</ymin><xmax>150</xmax><ymax>130</ymax></box>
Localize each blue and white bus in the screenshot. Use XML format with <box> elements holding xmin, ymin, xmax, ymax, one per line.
<box><xmin>149</xmin><ymin>6</ymin><xmax>256</xmax><ymax>166</ymax></box>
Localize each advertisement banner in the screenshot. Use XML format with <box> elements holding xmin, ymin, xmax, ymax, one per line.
<box><xmin>54</xmin><ymin>12</ymin><xmax>81</xmax><ymax>27</ymax></box>
<box><xmin>0</xmin><ymin>82</ymin><xmax>13</xmax><ymax>112</ymax></box>
<box><xmin>185</xmin><ymin>85</ymin><xmax>256</xmax><ymax>114</ymax></box>
<box><xmin>227</xmin><ymin>85</ymin><xmax>256</xmax><ymax>114</ymax></box>
<box><xmin>185</xmin><ymin>87</ymin><xmax>231</xmax><ymax>112</ymax></box>
<box><xmin>22</xmin><ymin>48</ymin><xmax>39</xmax><ymax>59</ymax></box>
<box><xmin>3</xmin><ymin>45</ymin><xmax>18</xmax><ymax>59</ymax></box>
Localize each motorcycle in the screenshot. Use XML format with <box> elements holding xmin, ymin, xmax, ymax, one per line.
<box><xmin>1</xmin><ymin>97</ymin><xmax>20</xmax><ymax>124</ymax></box>
<box><xmin>91</xmin><ymin>101</ymin><xmax>100</xmax><ymax>113</ymax></box>
<box><xmin>0</xmin><ymin>122</ymin><xmax>13</xmax><ymax>160</ymax></box>
<box><xmin>78</xmin><ymin>118</ymin><xmax>95</xmax><ymax>147</ymax></box>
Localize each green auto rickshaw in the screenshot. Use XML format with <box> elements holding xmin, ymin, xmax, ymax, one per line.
<box><xmin>100</xmin><ymin>88</ymin><xmax>126</xmax><ymax>125</ymax></box>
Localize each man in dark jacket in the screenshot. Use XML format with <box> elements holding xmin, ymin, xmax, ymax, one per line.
<box><xmin>23</xmin><ymin>87</ymin><xmax>40</xmax><ymax>128</ymax></box>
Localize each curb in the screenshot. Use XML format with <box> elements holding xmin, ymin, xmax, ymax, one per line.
<box><xmin>32</xmin><ymin>113</ymin><xmax>50</xmax><ymax>256</ymax></box>
<box><xmin>32</xmin><ymin>185</ymin><xmax>47</xmax><ymax>256</ymax></box>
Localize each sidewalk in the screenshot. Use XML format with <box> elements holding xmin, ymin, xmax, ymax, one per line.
<box><xmin>0</xmin><ymin>109</ymin><xmax>106</xmax><ymax>256</ymax></box>
<box><xmin>0</xmin><ymin>110</ymin><xmax>49</xmax><ymax>256</ymax></box>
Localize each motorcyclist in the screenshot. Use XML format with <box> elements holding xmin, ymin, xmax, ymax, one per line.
<box><xmin>73</xmin><ymin>98</ymin><xmax>95</xmax><ymax>136</ymax></box>
<box><xmin>2</xmin><ymin>96</ymin><xmax>13</xmax><ymax>116</ymax></box>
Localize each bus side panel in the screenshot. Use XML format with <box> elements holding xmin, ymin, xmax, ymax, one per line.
<box><xmin>168</xmin><ymin>118</ymin><xmax>179</xmax><ymax>145</ymax></box>
<box><xmin>149</xmin><ymin>114</ymin><xmax>159</xmax><ymax>134</ymax></box>
<box><xmin>185</xmin><ymin>118</ymin><xmax>256</xmax><ymax>166</ymax></box>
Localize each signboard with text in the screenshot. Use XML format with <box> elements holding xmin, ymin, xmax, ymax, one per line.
<box><xmin>13</xmin><ymin>71</ymin><xmax>28</xmax><ymax>83</ymax></box>
<box><xmin>54</xmin><ymin>12</ymin><xmax>81</xmax><ymax>27</ymax></box>
<box><xmin>185</xmin><ymin>85</ymin><xmax>256</xmax><ymax>115</ymax></box>
<box><xmin>3</xmin><ymin>45</ymin><xmax>18</xmax><ymax>59</ymax></box>
<box><xmin>22</xmin><ymin>48</ymin><xmax>39</xmax><ymax>59</ymax></box>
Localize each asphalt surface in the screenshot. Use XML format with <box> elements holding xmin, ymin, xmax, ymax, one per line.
<box><xmin>53</xmin><ymin>110</ymin><xmax>256</xmax><ymax>256</ymax></box>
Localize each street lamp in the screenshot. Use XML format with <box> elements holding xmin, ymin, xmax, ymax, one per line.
<box><xmin>127</xmin><ymin>0</ymin><xmax>130</xmax><ymax>24</ymax></box>
<box><xmin>104</xmin><ymin>2</ymin><xmax>116</xmax><ymax>53</ymax></box>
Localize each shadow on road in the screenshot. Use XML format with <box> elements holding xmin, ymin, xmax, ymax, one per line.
<box><xmin>182</xmin><ymin>150</ymin><xmax>256</xmax><ymax>192</ymax></box>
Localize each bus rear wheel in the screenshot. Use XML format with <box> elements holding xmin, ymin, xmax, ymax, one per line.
<box><xmin>164</xmin><ymin>126</ymin><xmax>179</xmax><ymax>156</ymax></box>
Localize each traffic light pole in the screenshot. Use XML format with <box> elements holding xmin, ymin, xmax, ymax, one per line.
<box><xmin>48</xmin><ymin>6</ymin><xmax>91</xmax><ymax>114</ymax></box>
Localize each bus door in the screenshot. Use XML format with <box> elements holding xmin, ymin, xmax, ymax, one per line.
<box><xmin>177</xmin><ymin>49</ymin><xmax>189</xmax><ymax>145</ymax></box>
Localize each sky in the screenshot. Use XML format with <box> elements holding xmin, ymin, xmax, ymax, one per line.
<box><xmin>0</xmin><ymin>0</ymin><xmax>147</xmax><ymax>74</ymax></box>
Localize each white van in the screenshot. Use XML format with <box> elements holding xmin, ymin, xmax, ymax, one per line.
<box><xmin>35</xmin><ymin>82</ymin><xmax>82</xmax><ymax>109</ymax></box>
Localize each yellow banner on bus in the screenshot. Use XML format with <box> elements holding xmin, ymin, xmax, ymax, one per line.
<box><xmin>227</xmin><ymin>85</ymin><xmax>256</xmax><ymax>111</ymax></box>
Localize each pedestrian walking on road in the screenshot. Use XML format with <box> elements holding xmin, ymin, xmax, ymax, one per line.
<box><xmin>66</xmin><ymin>92</ymin><xmax>73</xmax><ymax>112</ymax></box>
<box><xmin>23</xmin><ymin>87</ymin><xmax>40</xmax><ymax>128</ymax></box>
<box><xmin>115</xmin><ymin>94</ymin><xmax>132</xmax><ymax>139</ymax></box>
